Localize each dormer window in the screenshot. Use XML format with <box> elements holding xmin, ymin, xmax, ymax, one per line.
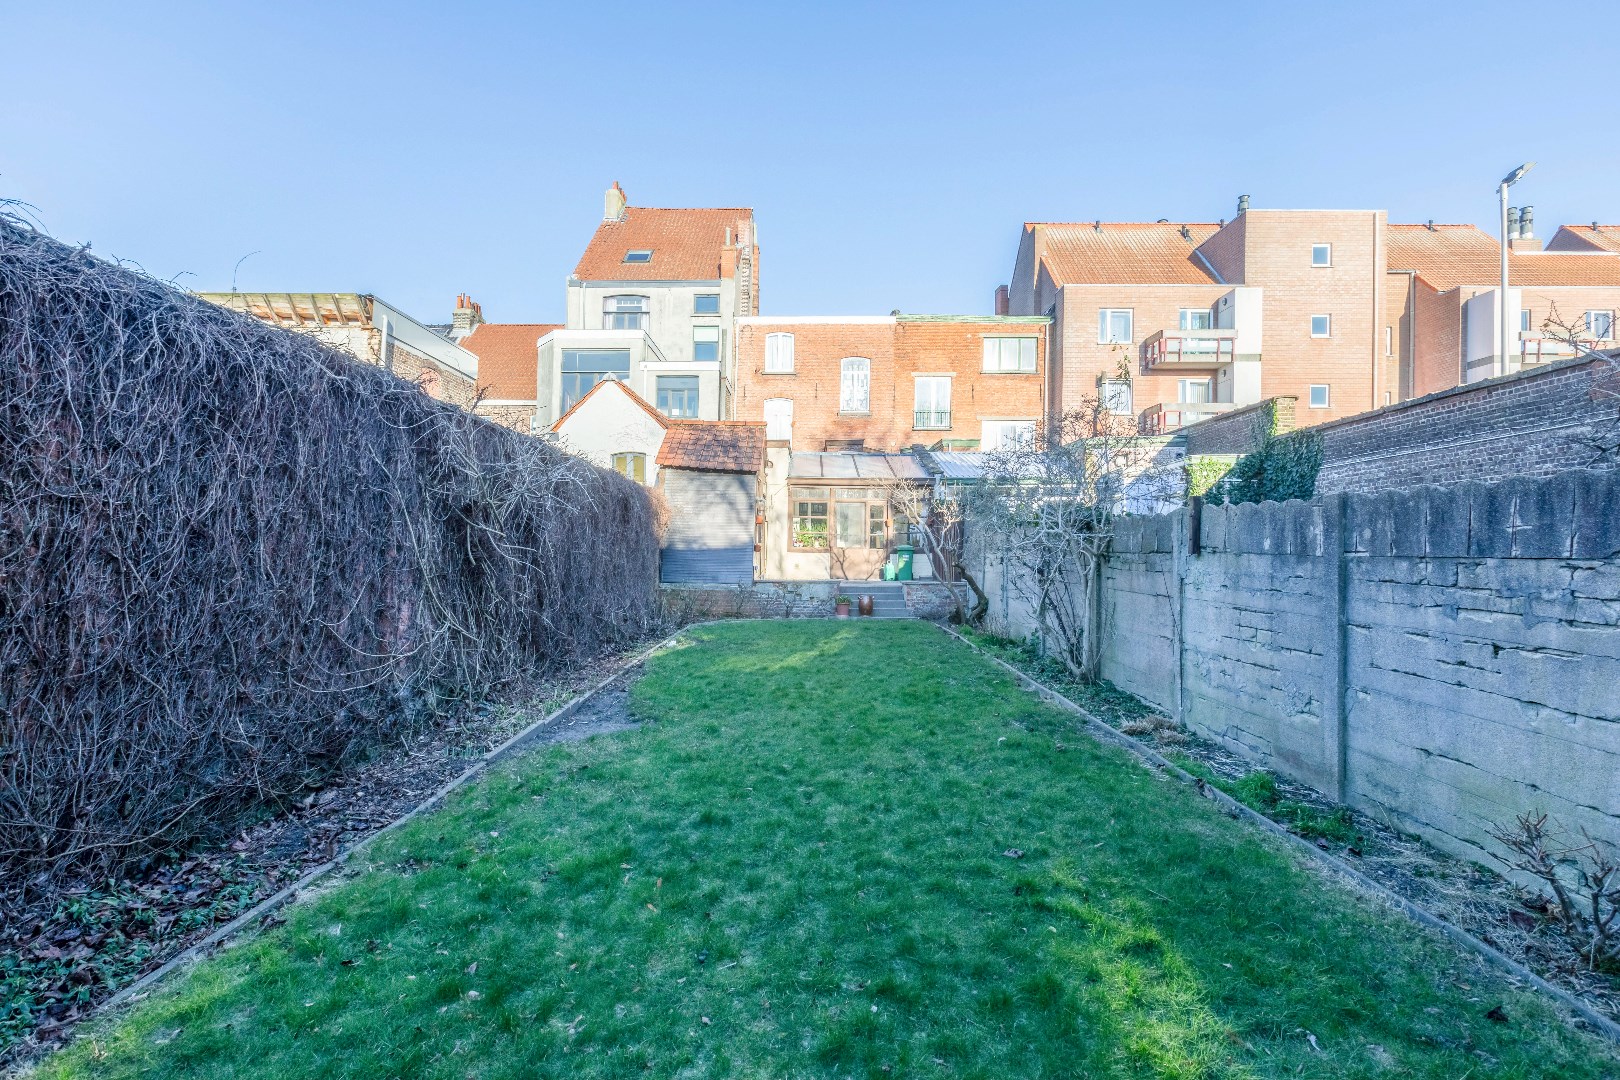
<box><xmin>604</xmin><ymin>295</ymin><xmax>648</xmax><ymax>330</ymax></box>
<box><xmin>623</xmin><ymin>250</ymin><xmax>653</xmax><ymax>263</ymax></box>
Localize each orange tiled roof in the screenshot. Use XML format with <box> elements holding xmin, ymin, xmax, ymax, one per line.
<box><xmin>574</xmin><ymin>206</ymin><xmax>754</xmax><ymax>282</ymax></box>
<box><xmin>1547</xmin><ymin>224</ymin><xmax>1620</xmax><ymax>254</ymax></box>
<box><xmin>1386</xmin><ymin>224</ymin><xmax>1620</xmax><ymax>289</ymax></box>
<box><xmin>550</xmin><ymin>378</ymin><xmax>668</xmax><ymax>433</ymax></box>
<box><xmin>1031</xmin><ymin>221</ymin><xmax>1224</xmax><ymax>285</ymax></box>
<box><xmin>459</xmin><ymin>323</ymin><xmax>560</xmax><ymax>399</ymax></box>
<box><xmin>655</xmin><ymin>421</ymin><xmax>766</xmax><ymax>474</ymax></box>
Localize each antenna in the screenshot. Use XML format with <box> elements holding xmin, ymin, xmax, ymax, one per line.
<box><xmin>231</xmin><ymin>250</ymin><xmax>261</xmax><ymax>293</ymax></box>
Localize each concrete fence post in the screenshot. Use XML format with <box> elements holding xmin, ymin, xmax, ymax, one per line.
<box><xmin>1171</xmin><ymin>506</ymin><xmax>1189</xmax><ymax>727</ymax></box>
<box><xmin>1320</xmin><ymin>494</ymin><xmax>1350</xmax><ymax>802</ymax></box>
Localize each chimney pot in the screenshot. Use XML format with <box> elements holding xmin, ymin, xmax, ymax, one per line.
<box><xmin>1507</xmin><ymin>206</ymin><xmax>1520</xmax><ymax>238</ymax></box>
<box><xmin>1426</xmin><ymin>219</ymin><xmax>1434</xmax><ymax>230</ymax></box>
<box><xmin>1520</xmin><ymin>204</ymin><xmax>1534</xmax><ymax>239</ymax></box>
<box><xmin>1237</xmin><ymin>194</ymin><xmax>1250</xmax><ymax>215</ymax></box>
<box><xmin>603</xmin><ymin>181</ymin><xmax>627</xmax><ymax>223</ymax></box>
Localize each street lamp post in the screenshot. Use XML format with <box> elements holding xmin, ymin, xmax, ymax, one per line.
<box><xmin>1498</xmin><ymin>162</ymin><xmax>1534</xmax><ymax>378</ymax></box>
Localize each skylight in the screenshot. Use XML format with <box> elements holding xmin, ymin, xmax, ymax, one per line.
<box><xmin>623</xmin><ymin>250</ymin><xmax>653</xmax><ymax>263</ymax></box>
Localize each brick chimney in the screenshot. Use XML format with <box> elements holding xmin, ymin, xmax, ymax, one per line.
<box><xmin>450</xmin><ymin>293</ymin><xmax>484</xmax><ymax>341</ymax></box>
<box><xmin>604</xmin><ymin>181</ymin><xmax>627</xmax><ymax>223</ymax></box>
<box><xmin>994</xmin><ymin>284</ymin><xmax>1010</xmax><ymax>315</ymax></box>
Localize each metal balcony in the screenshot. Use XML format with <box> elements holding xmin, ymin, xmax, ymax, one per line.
<box><xmin>913</xmin><ymin>409</ymin><xmax>952</xmax><ymax>430</ymax></box>
<box><xmin>1518</xmin><ymin>332</ymin><xmax>1584</xmax><ymax>365</ymax></box>
<box><xmin>1143</xmin><ymin>329</ymin><xmax>1238</xmax><ymax>369</ymax></box>
<box><xmin>1140</xmin><ymin>401</ymin><xmax>1237</xmax><ymax>435</ymax></box>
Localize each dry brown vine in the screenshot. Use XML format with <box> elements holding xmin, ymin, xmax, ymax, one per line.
<box><xmin>0</xmin><ymin>214</ymin><xmax>661</xmax><ymax>883</ymax></box>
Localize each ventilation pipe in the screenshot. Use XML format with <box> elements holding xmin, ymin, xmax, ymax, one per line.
<box><xmin>1236</xmin><ymin>194</ymin><xmax>1250</xmax><ymax>215</ymax></box>
<box><xmin>1507</xmin><ymin>206</ymin><xmax>1520</xmax><ymax>238</ymax></box>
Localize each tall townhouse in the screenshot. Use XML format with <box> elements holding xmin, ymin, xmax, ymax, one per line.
<box><xmin>1005</xmin><ymin>198</ymin><xmax>1620</xmax><ymax>432</ymax></box>
<box><xmin>527</xmin><ymin>183</ymin><xmax>758</xmax><ymax>429</ymax></box>
<box><xmin>732</xmin><ymin>314</ymin><xmax>1050</xmax><ymax>452</ymax></box>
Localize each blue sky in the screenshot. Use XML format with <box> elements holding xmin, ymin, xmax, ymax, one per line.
<box><xmin>4</xmin><ymin>1</ymin><xmax>1616</xmax><ymax>323</ymax></box>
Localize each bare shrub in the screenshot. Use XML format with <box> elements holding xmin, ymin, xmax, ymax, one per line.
<box><xmin>1492</xmin><ymin>811</ymin><xmax>1620</xmax><ymax>969</ymax></box>
<box><xmin>0</xmin><ymin>216</ymin><xmax>660</xmax><ymax>881</ymax></box>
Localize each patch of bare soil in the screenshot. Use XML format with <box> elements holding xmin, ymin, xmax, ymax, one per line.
<box><xmin>1111</xmin><ymin>705</ymin><xmax>1620</xmax><ymax>1030</ymax></box>
<box><xmin>0</xmin><ymin>645</ymin><xmax>654</xmax><ymax>1069</ymax></box>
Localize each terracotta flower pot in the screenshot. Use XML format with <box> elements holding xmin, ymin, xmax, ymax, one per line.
<box><xmin>835</xmin><ymin>602</ymin><xmax>851</xmax><ymax>617</ymax></box>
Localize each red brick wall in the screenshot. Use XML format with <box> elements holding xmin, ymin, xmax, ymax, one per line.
<box><xmin>735</xmin><ymin>321</ymin><xmax>898</xmax><ymax>450</ymax></box>
<box><xmin>893</xmin><ymin>319</ymin><xmax>1045</xmax><ymax>446</ymax></box>
<box><xmin>735</xmin><ymin>318</ymin><xmax>1048</xmax><ymax>451</ymax></box>
<box><xmin>1240</xmin><ymin>210</ymin><xmax>1386</xmax><ymax>422</ymax></box>
<box><xmin>1052</xmin><ymin>284</ymin><xmax>1231</xmax><ymax>418</ymax></box>
<box><xmin>1314</xmin><ymin>355</ymin><xmax>1619</xmax><ymax>495</ymax></box>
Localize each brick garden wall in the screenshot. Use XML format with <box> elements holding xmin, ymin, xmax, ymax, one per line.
<box><xmin>1313</xmin><ymin>355</ymin><xmax>1618</xmax><ymax>495</ymax></box>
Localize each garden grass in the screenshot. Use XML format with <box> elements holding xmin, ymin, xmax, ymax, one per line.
<box><xmin>36</xmin><ymin>621</ymin><xmax>1617</xmax><ymax>1079</ymax></box>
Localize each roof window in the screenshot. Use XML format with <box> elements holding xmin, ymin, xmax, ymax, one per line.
<box><xmin>624</xmin><ymin>250</ymin><xmax>653</xmax><ymax>263</ymax></box>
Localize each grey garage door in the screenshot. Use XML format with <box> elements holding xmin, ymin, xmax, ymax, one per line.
<box><xmin>660</xmin><ymin>469</ymin><xmax>756</xmax><ymax>584</ymax></box>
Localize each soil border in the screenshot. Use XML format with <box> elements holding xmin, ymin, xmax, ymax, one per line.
<box><xmin>70</xmin><ymin>628</ymin><xmax>685</xmax><ymax>1038</ymax></box>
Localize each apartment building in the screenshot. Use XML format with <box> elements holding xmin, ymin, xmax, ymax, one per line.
<box><xmin>527</xmin><ymin>183</ymin><xmax>758</xmax><ymax>429</ymax></box>
<box><xmin>1005</xmin><ymin>204</ymin><xmax>1391</xmax><ymax>430</ymax></box>
<box><xmin>732</xmin><ymin>314</ymin><xmax>1050</xmax><ymax>452</ymax></box>
<box><xmin>1005</xmin><ymin>199</ymin><xmax>1620</xmax><ymax>431</ymax></box>
<box><xmin>1387</xmin><ymin>220</ymin><xmax>1620</xmax><ymax>395</ymax></box>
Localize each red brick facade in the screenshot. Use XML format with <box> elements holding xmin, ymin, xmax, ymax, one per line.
<box><xmin>733</xmin><ymin>315</ymin><xmax>1049</xmax><ymax>451</ymax></box>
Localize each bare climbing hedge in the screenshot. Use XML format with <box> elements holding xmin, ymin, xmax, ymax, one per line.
<box><xmin>0</xmin><ymin>216</ymin><xmax>660</xmax><ymax>880</ymax></box>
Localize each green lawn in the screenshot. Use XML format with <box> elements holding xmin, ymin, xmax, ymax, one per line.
<box><xmin>37</xmin><ymin>622</ymin><xmax>1616</xmax><ymax>1079</ymax></box>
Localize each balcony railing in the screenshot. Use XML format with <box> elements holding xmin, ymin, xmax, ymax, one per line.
<box><xmin>1140</xmin><ymin>401</ymin><xmax>1237</xmax><ymax>435</ymax></box>
<box><xmin>914</xmin><ymin>409</ymin><xmax>952</xmax><ymax>430</ymax></box>
<box><xmin>1518</xmin><ymin>332</ymin><xmax>1585</xmax><ymax>365</ymax></box>
<box><xmin>1143</xmin><ymin>328</ymin><xmax>1238</xmax><ymax>369</ymax></box>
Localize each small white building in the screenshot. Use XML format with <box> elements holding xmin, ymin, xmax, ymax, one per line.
<box><xmin>549</xmin><ymin>378</ymin><xmax>672</xmax><ymax>485</ymax></box>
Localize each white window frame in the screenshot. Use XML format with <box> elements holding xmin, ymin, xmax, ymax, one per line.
<box><xmin>1178</xmin><ymin>308</ymin><xmax>1212</xmax><ymax>331</ymax></box>
<box><xmin>913</xmin><ymin>376</ymin><xmax>952</xmax><ymax>429</ymax></box>
<box><xmin>692</xmin><ymin>324</ymin><xmax>720</xmax><ymax>362</ymax></box>
<box><xmin>981</xmin><ymin>336</ymin><xmax>1037</xmax><ymax>373</ymax></box>
<box><xmin>603</xmin><ymin>294</ymin><xmax>649</xmax><ymax>330</ymax></box>
<box><xmin>1177</xmin><ymin>378</ymin><xmax>1213</xmax><ymax>404</ymax></box>
<box><xmin>1520</xmin><ymin>309</ymin><xmax>1532</xmax><ymax>333</ymax></box>
<box><xmin>693</xmin><ymin>293</ymin><xmax>720</xmax><ymax>315</ymax></box>
<box><xmin>764</xmin><ymin>332</ymin><xmax>795</xmax><ymax>373</ymax></box>
<box><xmin>981</xmin><ymin>420</ymin><xmax>1036</xmax><ymax>451</ymax></box>
<box><xmin>1309</xmin><ymin>384</ymin><xmax>1331</xmax><ymax>409</ymax></box>
<box><xmin>1310</xmin><ymin>314</ymin><xmax>1332</xmax><ymax>338</ymax></box>
<box><xmin>1098</xmin><ymin>308</ymin><xmax>1133</xmax><ymax>344</ymax></box>
<box><xmin>1587</xmin><ymin>310</ymin><xmax>1615</xmax><ymax>341</ymax></box>
<box><xmin>839</xmin><ymin>357</ymin><xmax>871</xmax><ymax>414</ymax></box>
<box><xmin>1311</xmin><ymin>243</ymin><xmax>1332</xmax><ymax>267</ymax></box>
<box><xmin>763</xmin><ymin>398</ymin><xmax>793</xmax><ymax>441</ymax></box>
<box><xmin>1099</xmin><ymin>377</ymin><xmax>1133</xmax><ymax>416</ymax></box>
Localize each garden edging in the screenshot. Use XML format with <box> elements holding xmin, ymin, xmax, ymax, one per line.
<box><xmin>936</xmin><ymin>622</ymin><xmax>1620</xmax><ymax>1047</ymax></box>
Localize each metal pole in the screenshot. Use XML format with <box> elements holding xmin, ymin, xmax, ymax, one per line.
<box><xmin>1499</xmin><ymin>182</ymin><xmax>1510</xmax><ymax>379</ymax></box>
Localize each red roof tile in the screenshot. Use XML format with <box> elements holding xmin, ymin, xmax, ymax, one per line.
<box><xmin>459</xmin><ymin>323</ymin><xmax>561</xmax><ymax>399</ymax></box>
<box><xmin>1386</xmin><ymin>224</ymin><xmax>1620</xmax><ymax>289</ymax></box>
<box><xmin>574</xmin><ymin>206</ymin><xmax>755</xmax><ymax>282</ymax></box>
<box><xmin>1032</xmin><ymin>222</ymin><xmax>1224</xmax><ymax>285</ymax></box>
<box><xmin>549</xmin><ymin>378</ymin><xmax>668</xmax><ymax>433</ymax></box>
<box><xmin>655</xmin><ymin>421</ymin><xmax>766</xmax><ymax>474</ymax></box>
<box><xmin>1547</xmin><ymin>225</ymin><xmax>1620</xmax><ymax>254</ymax></box>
